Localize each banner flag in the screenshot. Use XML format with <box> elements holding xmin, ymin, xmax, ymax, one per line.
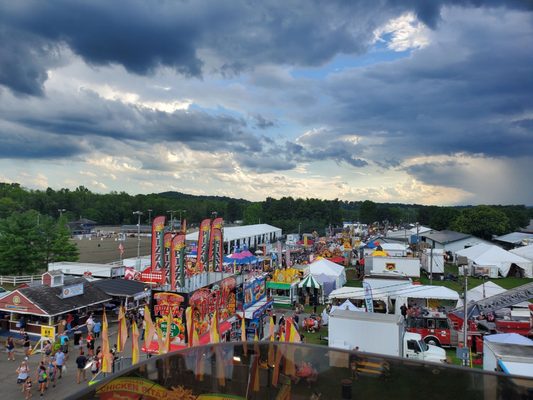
<box><xmin>131</xmin><ymin>320</ymin><xmax>140</xmax><ymax>365</ymax></box>
<box><xmin>196</xmin><ymin>219</ymin><xmax>211</xmax><ymax>273</ymax></box>
<box><xmin>363</xmin><ymin>281</ymin><xmax>374</xmax><ymax>313</ymax></box>
<box><xmin>211</xmin><ymin>228</ymin><xmax>224</xmax><ymax>273</ymax></box>
<box><xmin>170</xmin><ymin>233</ymin><xmax>185</xmax><ymax>290</ymax></box>
<box><xmin>150</xmin><ymin>216</ymin><xmax>166</xmax><ymax>272</ymax></box>
<box><xmin>101</xmin><ymin>309</ymin><xmax>112</xmax><ymax>373</ymax></box>
<box><xmin>144</xmin><ymin>305</ymin><xmax>156</xmax><ymax>350</ymax></box>
<box><xmin>210</xmin><ymin>310</ymin><xmax>220</xmax><ymax>343</ymax></box>
<box><xmin>241</xmin><ymin>316</ymin><xmax>247</xmax><ymax>355</ymax></box>
<box><xmin>209</xmin><ymin>217</ymin><xmax>224</xmax><ymax>272</ymax></box>
<box><xmin>117</xmin><ymin>305</ymin><xmax>128</xmax><ymax>353</ymax></box>
<box><xmin>163</xmin><ymin>232</ymin><xmax>173</xmax><ymax>286</ymax></box>
<box><xmin>181</xmin><ymin>218</ymin><xmax>187</xmax><ymax>234</ymax></box>
<box><xmin>185</xmin><ymin>306</ymin><xmax>193</xmax><ymax>347</ymax></box>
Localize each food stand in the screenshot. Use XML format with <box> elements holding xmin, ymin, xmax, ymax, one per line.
<box><xmin>266</xmin><ymin>268</ymin><xmax>300</xmax><ymax>308</ymax></box>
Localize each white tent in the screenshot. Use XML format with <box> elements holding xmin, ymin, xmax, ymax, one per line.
<box><xmin>468</xmin><ymin>281</ymin><xmax>530</xmax><ymax>308</ymax></box>
<box><xmin>456</xmin><ymin>243</ymin><xmax>533</xmax><ymax>278</ymax></box>
<box><xmin>391</xmin><ymin>285</ymin><xmax>460</xmax><ymax>315</ymax></box>
<box><xmin>510</xmin><ymin>244</ymin><xmax>533</xmax><ymax>262</ymax></box>
<box><xmin>330</xmin><ymin>299</ymin><xmax>363</xmax><ymax>313</ymax></box>
<box><xmin>328</xmin><ymin>286</ymin><xmax>389</xmax><ymax>303</ymax></box>
<box><xmin>309</xmin><ymin>258</ymin><xmax>347</xmax><ymax>288</ymax></box>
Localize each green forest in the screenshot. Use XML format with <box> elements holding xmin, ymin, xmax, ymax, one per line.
<box><xmin>0</xmin><ymin>182</ymin><xmax>531</xmax><ymax>275</ymax></box>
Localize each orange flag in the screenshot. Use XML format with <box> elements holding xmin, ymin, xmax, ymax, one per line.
<box><xmin>143</xmin><ymin>305</ymin><xmax>156</xmax><ymax>350</ymax></box>
<box><xmin>131</xmin><ymin>320</ymin><xmax>140</xmax><ymax>365</ymax></box>
<box><xmin>101</xmin><ymin>309</ymin><xmax>112</xmax><ymax>373</ymax></box>
<box><xmin>117</xmin><ymin>305</ymin><xmax>128</xmax><ymax>353</ymax></box>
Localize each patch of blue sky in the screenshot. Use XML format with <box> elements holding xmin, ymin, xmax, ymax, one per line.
<box><xmin>291</xmin><ymin>39</ymin><xmax>410</xmax><ymax>79</ymax></box>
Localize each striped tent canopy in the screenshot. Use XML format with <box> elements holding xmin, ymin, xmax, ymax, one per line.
<box><xmin>298</xmin><ymin>274</ymin><xmax>321</xmax><ymax>289</ymax></box>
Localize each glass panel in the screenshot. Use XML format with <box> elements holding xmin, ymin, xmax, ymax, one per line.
<box><xmin>71</xmin><ymin>342</ymin><xmax>533</xmax><ymax>400</ymax></box>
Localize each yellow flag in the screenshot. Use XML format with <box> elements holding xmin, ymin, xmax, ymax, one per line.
<box><xmin>185</xmin><ymin>307</ymin><xmax>193</xmax><ymax>347</ymax></box>
<box><xmin>143</xmin><ymin>305</ymin><xmax>156</xmax><ymax>350</ymax></box>
<box><xmin>101</xmin><ymin>309</ymin><xmax>112</xmax><ymax>373</ymax></box>
<box><xmin>241</xmin><ymin>316</ymin><xmax>247</xmax><ymax>355</ymax></box>
<box><xmin>117</xmin><ymin>305</ymin><xmax>128</xmax><ymax>353</ymax></box>
<box><xmin>131</xmin><ymin>320</ymin><xmax>140</xmax><ymax>365</ymax></box>
<box><xmin>164</xmin><ymin>309</ymin><xmax>172</xmax><ymax>353</ymax></box>
<box><xmin>156</xmin><ymin>326</ymin><xmax>165</xmax><ymax>355</ymax></box>
<box><xmin>210</xmin><ymin>310</ymin><xmax>220</xmax><ymax>344</ymax></box>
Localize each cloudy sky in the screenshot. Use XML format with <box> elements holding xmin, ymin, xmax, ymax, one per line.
<box><xmin>1</xmin><ymin>1</ymin><xmax>532</xmax><ymax>206</ymax></box>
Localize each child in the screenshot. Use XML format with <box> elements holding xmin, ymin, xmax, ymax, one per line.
<box><xmin>23</xmin><ymin>377</ymin><xmax>32</xmax><ymax>400</ymax></box>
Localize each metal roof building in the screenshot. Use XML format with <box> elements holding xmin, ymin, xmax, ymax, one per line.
<box><xmin>185</xmin><ymin>223</ymin><xmax>282</xmax><ymax>253</ymax></box>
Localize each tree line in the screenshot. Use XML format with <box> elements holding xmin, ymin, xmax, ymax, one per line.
<box><xmin>0</xmin><ymin>182</ymin><xmax>531</xmax><ymax>275</ymax></box>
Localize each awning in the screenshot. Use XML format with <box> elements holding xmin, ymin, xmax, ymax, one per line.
<box><xmin>244</xmin><ymin>298</ymin><xmax>274</xmax><ymax>319</ymax></box>
<box><xmin>267</xmin><ymin>282</ymin><xmax>293</xmax><ymax>290</ymax></box>
<box><xmin>199</xmin><ymin>321</ymin><xmax>232</xmax><ymax>345</ymax></box>
<box><xmin>141</xmin><ymin>340</ymin><xmax>186</xmax><ymax>354</ymax></box>
<box><xmin>298</xmin><ymin>274</ymin><xmax>321</xmax><ymax>289</ymax></box>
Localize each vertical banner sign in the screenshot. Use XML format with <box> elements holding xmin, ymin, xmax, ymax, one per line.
<box><xmin>363</xmin><ymin>281</ymin><xmax>374</xmax><ymax>313</ymax></box>
<box><xmin>163</xmin><ymin>232</ymin><xmax>173</xmax><ymax>286</ymax></box>
<box><xmin>196</xmin><ymin>219</ymin><xmax>211</xmax><ymax>273</ymax></box>
<box><xmin>181</xmin><ymin>218</ymin><xmax>187</xmax><ymax>234</ymax></box>
<box><xmin>170</xmin><ymin>233</ymin><xmax>186</xmax><ymax>290</ymax></box>
<box><xmin>151</xmin><ymin>216</ymin><xmax>166</xmax><ymax>273</ymax></box>
<box><xmin>209</xmin><ymin>218</ymin><xmax>224</xmax><ymax>272</ymax></box>
<box><xmin>277</xmin><ymin>241</ymin><xmax>282</xmax><ymax>268</ymax></box>
<box><xmin>211</xmin><ymin>228</ymin><xmax>223</xmax><ymax>273</ymax></box>
<box><xmin>286</xmin><ymin>248</ymin><xmax>291</xmax><ymax>268</ymax></box>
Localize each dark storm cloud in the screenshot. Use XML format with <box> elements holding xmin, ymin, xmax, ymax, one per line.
<box><xmin>321</xmin><ymin>8</ymin><xmax>533</xmax><ymax>161</ymax></box>
<box><xmin>0</xmin><ymin>88</ymin><xmax>261</xmax><ymax>157</ymax></box>
<box><xmin>2</xmin><ymin>0</ymin><xmax>525</xmax><ymax>96</ymax></box>
<box><xmin>252</xmin><ymin>114</ymin><xmax>276</xmax><ymax>130</ymax></box>
<box><xmin>0</xmin><ymin>124</ymin><xmax>85</xmax><ymax>158</ymax></box>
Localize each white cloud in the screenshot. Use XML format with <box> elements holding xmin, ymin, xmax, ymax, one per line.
<box><xmin>373</xmin><ymin>12</ymin><xmax>430</xmax><ymax>52</ymax></box>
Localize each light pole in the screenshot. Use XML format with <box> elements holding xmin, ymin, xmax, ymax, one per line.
<box><xmin>179</xmin><ymin>210</ymin><xmax>186</xmax><ymax>231</ymax></box>
<box><xmin>167</xmin><ymin>210</ymin><xmax>177</xmax><ymax>230</ymax></box>
<box><xmin>133</xmin><ymin>211</ymin><xmax>143</xmax><ymax>260</ymax></box>
<box><xmin>58</xmin><ymin>208</ymin><xmax>66</xmax><ymax>218</ymax></box>
<box><xmin>147</xmin><ymin>209</ymin><xmax>153</xmax><ymax>225</ymax></box>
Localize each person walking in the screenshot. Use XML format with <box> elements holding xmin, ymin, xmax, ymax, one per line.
<box><xmin>86</xmin><ymin>314</ymin><xmax>94</xmax><ymax>334</ymax></box>
<box><xmin>54</xmin><ymin>349</ymin><xmax>65</xmax><ymax>379</ymax></box>
<box><xmin>93</xmin><ymin>320</ymin><xmax>101</xmax><ymax>339</ymax></box>
<box><xmin>36</xmin><ymin>365</ymin><xmax>47</xmax><ymax>397</ymax></box>
<box><xmin>17</xmin><ymin>360</ymin><xmax>30</xmax><ymax>386</ymax></box>
<box><xmin>47</xmin><ymin>356</ymin><xmax>58</xmax><ymax>388</ymax></box>
<box><xmin>6</xmin><ymin>336</ymin><xmax>15</xmax><ymax>361</ymax></box>
<box><xmin>75</xmin><ymin>350</ymin><xmax>87</xmax><ymax>384</ymax></box>
<box><xmin>86</xmin><ymin>333</ymin><xmax>95</xmax><ymax>357</ymax></box>
<box><xmin>22</xmin><ymin>332</ymin><xmax>31</xmax><ymax>357</ymax></box>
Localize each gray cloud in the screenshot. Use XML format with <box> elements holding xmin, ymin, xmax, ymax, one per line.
<box><xmin>320</xmin><ymin>8</ymin><xmax>533</xmax><ymax>163</ymax></box>
<box><xmin>2</xmin><ymin>0</ymin><xmax>526</xmax><ymax>96</ymax></box>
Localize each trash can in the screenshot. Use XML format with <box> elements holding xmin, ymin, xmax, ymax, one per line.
<box><xmin>341</xmin><ymin>379</ymin><xmax>352</xmax><ymax>399</ymax></box>
<box><xmin>74</xmin><ymin>330</ymin><xmax>82</xmax><ymax>346</ymax></box>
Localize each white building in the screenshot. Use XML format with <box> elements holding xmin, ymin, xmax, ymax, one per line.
<box><xmin>185</xmin><ymin>223</ymin><xmax>282</xmax><ymax>254</ymax></box>
<box><xmin>420</xmin><ymin>230</ymin><xmax>491</xmax><ymax>254</ymax></box>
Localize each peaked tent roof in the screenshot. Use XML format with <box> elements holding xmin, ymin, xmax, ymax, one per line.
<box><xmin>421</xmin><ymin>230</ymin><xmax>471</xmax><ymax>244</ymax></box>
<box><xmin>298</xmin><ymin>274</ymin><xmax>321</xmax><ymax>289</ymax></box>
<box><xmin>467</xmin><ymin>281</ymin><xmax>530</xmax><ymax>308</ymax></box>
<box><xmin>309</xmin><ymin>258</ymin><xmax>347</xmax><ymax>287</ymax></box>
<box><xmin>510</xmin><ymin>245</ymin><xmax>533</xmax><ymax>261</ymax></box>
<box><xmin>485</xmin><ymin>333</ymin><xmax>533</xmax><ymax>346</ymax></box>
<box><xmin>456</xmin><ymin>243</ymin><xmax>533</xmax><ymax>277</ymax></box>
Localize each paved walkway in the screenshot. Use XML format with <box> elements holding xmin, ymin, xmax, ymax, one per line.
<box><xmin>0</xmin><ymin>321</ymin><xmax>147</xmax><ymax>400</ymax></box>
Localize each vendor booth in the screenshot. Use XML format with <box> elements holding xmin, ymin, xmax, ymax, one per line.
<box><xmin>241</xmin><ymin>274</ymin><xmax>273</xmax><ymax>340</ymax></box>
<box><xmin>390</xmin><ymin>285</ymin><xmax>460</xmax><ymax>315</ymax></box>
<box><xmin>0</xmin><ymin>272</ymin><xmax>111</xmax><ymax>338</ymax></box>
<box><xmin>309</xmin><ymin>258</ymin><xmax>347</xmax><ymax>289</ymax></box>
<box><xmin>267</xmin><ymin>268</ymin><xmax>300</xmax><ymax>307</ymax></box>
<box><xmin>328</xmin><ymin>287</ymin><xmax>390</xmax><ymax>313</ymax></box>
